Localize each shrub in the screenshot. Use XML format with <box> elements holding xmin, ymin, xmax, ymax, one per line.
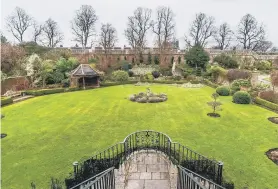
<box><xmin>255</xmin><ymin>60</ymin><xmax>272</xmax><ymax>70</ymax></box>
<box><xmin>128</xmin><ymin>70</ymin><xmax>134</xmax><ymax>77</ymax></box>
<box><xmin>61</xmin><ymin>79</ymin><xmax>70</xmax><ymax>88</ymax></box>
<box><xmin>112</xmin><ymin>70</ymin><xmax>129</xmax><ymax>82</ymax></box>
<box><xmin>227</xmin><ymin>69</ymin><xmax>250</xmax><ymax>82</ymax></box>
<box><xmin>209</xmin><ymin>66</ymin><xmax>227</xmax><ymax>82</ymax></box>
<box><xmin>231</xmin><ymin>79</ymin><xmax>251</xmax><ymax>94</ymax></box>
<box><xmin>1</xmin><ymin>97</ymin><xmax>13</xmax><ymax>106</ymax></box>
<box><xmin>152</xmin><ymin>71</ymin><xmax>160</xmax><ymax>78</ymax></box>
<box><xmin>182</xmin><ymin>71</ymin><xmax>188</xmax><ymax>79</ymax></box>
<box><xmin>233</xmin><ymin>91</ymin><xmax>251</xmax><ymax>104</ymax></box>
<box><xmin>216</xmin><ymin>86</ymin><xmax>230</xmax><ymax>96</ymax></box>
<box><xmin>196</xmin><ymin>67</ymin><xmax>202</xmax><ymax>76</ymax></box>
<box><xmin>259</xmin><ymin>91</ymin><xmax>278</xmax><ymax>104</ymax></box>
<box><xmin>154</xmin><ymin>55</ymin><xmax>160</xmax><ymax>65</ymax></box>
<box><xmin>144</xmin><ymin>73</ymin><xmax>154</xmax><ymax>81</ymax></box>
<box><xmin>271</xmin><ymin>70</ymin><xmax>278</xmax><ymax>90</ymax></box>
<box><xmin>173</xmin><ymin>76</ymin><xmax>182</xmax><ymax>81</ymax></box>
<box><xmin>184</xmin><ymin>45</ymin><xmax>210</xmax><ymax>69</ymax></box>
<box><xmin>202</xmin><ymin>79</ymin><xmax>219</xmax><ymax>88</ymax></box>
<box><xmin>160</xmin><ymin>68</ymin><xmax>172</xmax><ymax>76</ymax></box>
<box><xmin>88</xmin><ymin>58</ymin><xmax>98</xmax><ymax>63</ymax></box>
<box><xmin>128</xmin><ymin>63</ymin><xmax>132</xmax><ymax>69</ymax></box>
<box><xmin>213</xmin><ymin>53</ymin><xmax>239</xmax><ymax>69</ymax></box>
<box><xmin>254</xmin><ymin>97</ymin><xmax>278</xmax><ymax>111</ymax></box>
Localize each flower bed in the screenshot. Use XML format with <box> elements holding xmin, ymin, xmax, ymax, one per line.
<box><xmin>129</xmin><ymin>88</ymin><xmax>167</xmax><ymax>103</ymax></box>
<box><xmin>170</xmin><ymin>83</ymin><xmax>204</xmax><ymax>88</ymax></box>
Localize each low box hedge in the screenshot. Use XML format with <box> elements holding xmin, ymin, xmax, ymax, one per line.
<box><xmin>254</xmin><ymin>97</ymin><xmax>278</xmax><ymax>111</ymax></box>
<box><xmin>100</xmin><ymin>81</ymin><xmax>138</xmax><ymax>87</ymax></box>
<box><xmin>24</xmin><ymin>88</ymin><xmax>65</xmax><ymax>96</ymax></box>
<box><xmin>1</xmin><ymin>97</ymin><xmax>13</xmax><ymax>106</ymax></box>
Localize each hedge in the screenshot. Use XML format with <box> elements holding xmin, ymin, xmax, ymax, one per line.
<box><xmin>1</xmin><ymin>97</ymin><xmax>13</xmax><ymax>106</ymax></box>
<box><xmin>100</xmin><ymin>81</ymin><xmax>138</xmax><ymax>87</ymax></box>
<box><xmin>100</xmin><ymin>80</ymin><xmax>193</xmax><ymax>87</ymax></box>
<box><xmin>24</xmin><ymin>88</ymin><xmax>65</xmax><ymax>96</ymax></box>
<box><xmin>254</xmin><ymin>97</ymin><xmax>278</xmax><ymax>112</ymax></box>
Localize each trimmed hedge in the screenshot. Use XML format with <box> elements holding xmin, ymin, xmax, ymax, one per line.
<box><xmin>216</xmin><ymin>86</ymin><xmax>230</xmax><ymax>96</ymax></box>
<box><xmin>254</xmin><ymin>97</ymin><xmax>278</xmax><ymax>111</ymax></box>
<box><xmin>100</xmin><ymin>80</ymin><xmax>192</xmax><ymax>87</ymax></box>
<box><xmin>202</xmin><ymin>79</ymin><xmax>219</xmax><ymax>88</ymax></box>
<box><xmin>1</xmin><ymin>97</ymin><xmax>13</xmax><ymax>106</ymax></box>
<box><xmin>100</xmin><ymin>81</ymin><xmax>138</xmax><ymax>87</ymax></box>
<box><xmin>24</xmin><ymin>88</ymin><xmax>65</xmax><ymax>96</ymax></box>
<box><xmin>233</xmin><ymin>91</ymin><xmax>251</xmax><ymax>104</ymax></box>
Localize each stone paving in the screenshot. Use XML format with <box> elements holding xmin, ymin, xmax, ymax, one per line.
<box><xmin>115</xmin><ymin>150</ymin><xmax>178</xmax><ymax>189</ymax></box>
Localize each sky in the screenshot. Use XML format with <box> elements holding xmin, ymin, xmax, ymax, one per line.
<box><xmin>1</xmin><ymin>0</ymin><xmax>278</xmax><ymax>48</ymax></box>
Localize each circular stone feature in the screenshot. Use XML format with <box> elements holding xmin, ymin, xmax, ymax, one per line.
<box><xmin>129</xmin><ymin>88</ymin><xmax>167</xmax><ymax>103</ymax></box>
<box><xmin>265</xmin><ymin>148</ymin><xmax>278</xmax><ymax>165</ymax></box>
<box><xmin>207</xmin><ymin>113</ymin><xmax>220</xmax><ymax>118</ymax></box>
<box><xmin>1</xmin><ymin>133</ymin><xmax>7</xmax><ymax>139</ymax></box>
<box><xmin>268</xmin><ymin>117</ymin><xmax>278</xmax><ymax>124</ymax></box>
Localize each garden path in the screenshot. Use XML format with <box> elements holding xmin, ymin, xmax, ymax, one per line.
<box><xmin>115</xmin><ymin>151</ymin><xmax>177</xmax><ymax>189</ymax></box>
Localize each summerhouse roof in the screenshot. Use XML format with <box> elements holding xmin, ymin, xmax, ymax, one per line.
<box><xmin>71</xmin><ymin>64</ymin><xmax>99</xmax><ymax>77</ymax></box>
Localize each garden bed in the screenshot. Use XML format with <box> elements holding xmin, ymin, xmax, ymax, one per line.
<box><xmin>268</xmin><ymin>117</ymin><xmax>278</xmax><ymax>124</ymax></box>
<box><xmin>129</xmin><ymin>88</ymin><xmax>167</xmax><ymax>103</ymax></box>
<box><xmin>265</xmin><ymin>148</ymin><xmax>278</xmax><ymax>165</ymax></box>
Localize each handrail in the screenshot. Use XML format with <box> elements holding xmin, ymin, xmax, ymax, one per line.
<box><xmin>69</xmin><ymin>167</ymin><xmax>115</xmax><ymax>189</ymax></box>
<box><xmin>66</xmin><ymin>130</ymin><xmax>224</xmax><ymax>188</ymax></box>
<box><xmin>178</xmin><ymin>165</ymin><xmax>226</xmax><ymax>189</ymax></box>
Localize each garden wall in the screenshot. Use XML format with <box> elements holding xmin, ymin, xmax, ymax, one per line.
<box><xmin>1</xmin><ymin>76</ymin><xmax>30</xmax><ymax>95</ymax></box>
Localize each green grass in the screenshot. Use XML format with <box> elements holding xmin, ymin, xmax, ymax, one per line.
<box><xmin>1</xmin><ymin>85</ymin><xmax>278</xmax><ymax>189</ymax></box>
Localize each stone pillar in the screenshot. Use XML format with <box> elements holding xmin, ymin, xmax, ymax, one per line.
<box><xmin>251</xmin><ymin>71</ymin><xmax>260</xmax><ymax>88</ymax></box>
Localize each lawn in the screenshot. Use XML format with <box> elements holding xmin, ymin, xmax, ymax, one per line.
<box><xmin>1</xmin><ymin>85</ymin><xmax>278</xmax><ymax>189</ymax></box>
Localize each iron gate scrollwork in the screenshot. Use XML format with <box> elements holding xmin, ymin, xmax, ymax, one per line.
<box><xmin>67</xmin><ymin>130</ymin><xmax>224</xmax><ymax>189</ymax></box>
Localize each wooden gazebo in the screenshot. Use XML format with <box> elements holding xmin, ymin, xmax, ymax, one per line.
<box><xmin>70</xmin><ymin>64</ymin><xmax>100</xmax><ymax>89</ymax></box>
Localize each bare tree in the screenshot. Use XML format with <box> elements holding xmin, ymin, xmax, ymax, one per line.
<box><xmin>252</xmin><ymin>40</ymin><xmax>272</xmax><ymax>53</ymax></box>
<box><xmin>71</xmin><ymin>5</ymin><xmax>98</xmax><ymax>48</ymax></box>
<box><xmin>43</xmin><ymin>18</ymin><xmax>64</xmax><ymax>48</ymax></box>
<box><xmin>124</xmin><ymin>7</ymin><xmax>152</xmax><ymax>52</ymax></box>
<box><xmin>152</xmin><ymin>6</ymin><xmax>175</xmax><ymax>66</ymax></box>
<box><xmin>237</xmin><ymin>14</ymin><xmax>265</xmax><ymax>50</ymax></box>
<box><xmin>152</xmin><ymin>6</ymin><xmax>175</xmax><ymax>50</ymax></box>
<box><xmin>184</xmin><ymin>13</ymin><xmax>215</xmax><ymax>48</ymax></box>
<box><xmin>214</xmin><ymin>23</ymin><xmax>233</xmax><ymax>50</ymax></box>
<box><xmin>33</xmin><ymin>21</ymin><xmax>43</xmax><ymax>43</ymax></box>
<box><xmin>99</xmin><ymin>23</ymin><xmax>117</xmax><ymax>54</ymax></box>
<box><xmin>6</xmin><ymin>7</ymin><xmax>32</xmax><ymax>42</ymax></box>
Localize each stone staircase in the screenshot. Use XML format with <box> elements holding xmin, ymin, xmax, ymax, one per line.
<box><xmin>114</xmin><ymin>150</ymin><xmax>178</xmax><ymax>189</ymax></box>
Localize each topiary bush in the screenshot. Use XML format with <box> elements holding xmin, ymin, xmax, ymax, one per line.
<box><xmin>233</xmin><ymin>91</ymin><xmax>251</xmax><ymax>104</ymax></box>
<box><xmin>152</xmin><ymin>71</ymin><xmax>160</xmax><ymax>78</ymax></box>
<box><xmin>112</xmin><ymin>70</ymin><xmax>129</xmax><ymax>82</ymax></box>
<box><xmin>216</xmin><ymin>86</ymin><xmax>230</xmax><ymax>96</ymax></box>
<box><xmin>128</xmin><ymin>70</ymin><xmax>134</xmax><ymax>77</ymax></box>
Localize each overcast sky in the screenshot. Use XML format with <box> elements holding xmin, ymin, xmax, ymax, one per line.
<box><xmin>1</xmin><ymin>0</ymin><xmax>278</xmax><ymax>48</ymax></box>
